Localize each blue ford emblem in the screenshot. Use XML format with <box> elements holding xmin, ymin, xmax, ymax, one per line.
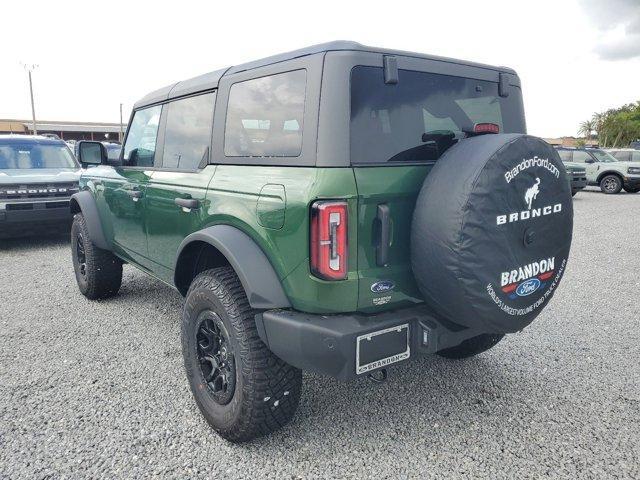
<box><xmin>371</xmin><ymin>280</ymin><xmax>395</xmax><ymax>293</ymax></box>
<box><xmin>516</xmin><ymin>278</ymin><xmax>541</xmax><ymax>297</ymax></box>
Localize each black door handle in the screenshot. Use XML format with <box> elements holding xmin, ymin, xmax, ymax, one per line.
<box><xmin>376</xmin><ymin>204</ymin><xmax>391</xmax><ymax>266</ymax></box>
<box><xmin>175</xmin><ymin>198</ymin><xmax>200</xmax><ymax>209</ymax></box>
<box><xmin>127</xmin><ymin>190</ymin><xmax>142</xmax><ymax>199</ymax></box>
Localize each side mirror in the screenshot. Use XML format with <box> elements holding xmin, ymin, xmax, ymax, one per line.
<box><xmin>77</xmin><ymin>141</ymin><xmax>107</xmax><ymax>167</ymax></box>
<box><xmin>584</xmin><ymin>158</ymin><xmax>594</xmax><ymax>164</ymax></box>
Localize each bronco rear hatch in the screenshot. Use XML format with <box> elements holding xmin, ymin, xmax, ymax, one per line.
<box><xmin>349</xmin><ymin>63</ymin><xmax>526</xmax><ymax>312</ymax></box>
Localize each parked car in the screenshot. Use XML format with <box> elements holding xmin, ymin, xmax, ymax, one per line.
<box><xmin>102</xmin><ymin>142</ymin><xmax>122</xmax><ymax>162</ymax></box>
<box><xmin>65</xmin><ymin>139</ymin><xmax>77</xmax><ymax>154</ymax></box>
<box><xmin>0</xmin><ymin>135</ymin><xmax>80</xmax><ymax>238</ymax></box>
<box><xmin>608</xmin><ymin>148</ymin><xmax>640</xmax><ymax>162</ymax></box>
<box><xmin>69</xmin><ymin>41</ymin><xmax>573</xmax><ymax>442</ymax></box>
<box><xmin>555</xmin><ymin>152</ymin><xmax>587</xmax><ymax>196</ymax></box>
<box><xmin>555</xmin><ymin>147</ymin><xmax>640</xmax><ymax>194</ymax></box>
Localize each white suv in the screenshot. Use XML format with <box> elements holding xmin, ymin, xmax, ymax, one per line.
<box><xmin>556</xmin><ymin>148</ymin><xmax>640</xmax><ymax>194</ymax></box>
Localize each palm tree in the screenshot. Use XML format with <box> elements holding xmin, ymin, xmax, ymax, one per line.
<box><xmin>578</xmin><ymin>119</ymin><xmax>595</xmax><ymax>142</ymax></box>
<box><xmin>592</xmin><ymin>112</ymin><xmax>606</xmax><ymax>145</ymax></box>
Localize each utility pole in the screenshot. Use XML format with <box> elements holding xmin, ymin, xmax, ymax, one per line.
<box><xmin>119</xmin><ymin>103</ymin><xmax>124</xmax><ymax>142</ymax></box>
<box><xmin>23</xmin><ymin>64</ymin><xmax>39</xmax><ymax>135</ymax></box>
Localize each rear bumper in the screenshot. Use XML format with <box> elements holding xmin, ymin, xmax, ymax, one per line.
<box><xmin>255</xmin><ymin>304</ymin><xmax>483</xmax><ymax>381</ymax></box>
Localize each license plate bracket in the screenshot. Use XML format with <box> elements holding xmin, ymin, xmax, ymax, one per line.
<box><xmin>355</xmin><ymin>323</ymin><xmax>410</xmax><ymax>375</ymax></box>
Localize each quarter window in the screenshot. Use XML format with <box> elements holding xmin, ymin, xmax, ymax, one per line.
<box><xmin>224</xmin><ymin>70</ymin><xmax>306</xmax><ymax>157</ymax></box>
<box><xmin>162</xmin><ymin>92</ymin><xmax>216</xmax><ymax>170</ymax></box>
<box><xmin>123</xmin><ymin>105</ymin><xmax>162</xmax><ymax>167</ymax></box>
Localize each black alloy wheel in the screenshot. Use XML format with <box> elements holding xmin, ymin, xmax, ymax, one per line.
<box><xmin>76</xmin><ymin>232</ymin><xmax>87</xmax><ymax>277</ymax></box>
<box><xmin>196</xmin><ymin>312</ymin><xmax>236</xmax><ymax>405</ymax></box>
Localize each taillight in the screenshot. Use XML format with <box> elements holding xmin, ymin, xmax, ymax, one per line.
<box><xmin>310</xmin><ymin>200</ymin><xmax>348</xmax><ymax>280</ymax></box>
<box><xmin>474</xmin><ymin>122</ymin><xmax>500</xmax><ymax>134</ymax></box>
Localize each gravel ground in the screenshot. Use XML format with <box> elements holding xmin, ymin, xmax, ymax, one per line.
<box><xmin>1</xmin><ymin>187</ymin><xmax>639</xmax><ymax>479</ymax></box>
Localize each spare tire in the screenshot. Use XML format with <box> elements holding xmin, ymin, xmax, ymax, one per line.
<box><xmin>411</xmin><ymin>134</ymin><xmax>573</xmax><ymax>334</ymax></box>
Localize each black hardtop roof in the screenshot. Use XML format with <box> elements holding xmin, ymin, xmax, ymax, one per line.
<box><xmin>0</xmin><ymin>135</ymin><xmax>66</xmax><ymax>146</ymax></box>
<box><xmin>133</xmin><ymin>41</ymin><xmax>518</xmax><ymax>110</ymax></box>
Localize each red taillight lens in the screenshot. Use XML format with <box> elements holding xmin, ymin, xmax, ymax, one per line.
<box><xmin>310</xmin><ymin>200</ymin><xmax>348</xmax><ymax>280</ymax></box>
<box><xmin>474</xmin><ymin>122</ymin><xmax>500</xmax><ymax>134</ymax></box>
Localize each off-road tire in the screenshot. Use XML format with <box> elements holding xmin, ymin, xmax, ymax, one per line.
<box><xmin>600</xmin><ymin>174</ymin><xmax>623</xmax><ymax>194</ymax></box>
<box><xmin>571</xmin><ymin>190</ymin><xmax>578</xmax><ymax>197</ymax></box>
<box><xmin>182</xmin><ymin>267</ymin><xmax>302</xmax><ymax>443</ymax></box>
<box><xmin>437</xmin><ymin>333</ymin><xmax>504</xmax><ymax>359</ymax></box>
<box><xmin>623</xmin><ymin>186</ymin><xmax>640</xmax><ymax>193</ymax></box>
<box><xmin>71</xmin><ymin>213</ymin><xmax>122</xmax><ymax>300</ymax></box>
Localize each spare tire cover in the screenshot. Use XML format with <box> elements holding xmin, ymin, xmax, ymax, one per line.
<box><xmin>411</xmin><ymin>134</ymin><xmax>573</xmax><ymax>334</ymax></box>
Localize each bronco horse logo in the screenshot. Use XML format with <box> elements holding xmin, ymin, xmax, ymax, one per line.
<box><xmin>524</xmin><ymin>178</ymin><xmax>541</xmax><ymax>209</ymax></box>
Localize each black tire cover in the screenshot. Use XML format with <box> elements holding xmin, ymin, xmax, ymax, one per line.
<box><xmin>411</xmin><ymin>134</ymin><xmax>573</xmax><ymax>333</ymax></box>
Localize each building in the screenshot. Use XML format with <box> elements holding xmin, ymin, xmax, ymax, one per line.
<box><xmin>544</xmin><ymin>136</ymin><xmax>599</xmax><ymax>148</ymax></box>
<box><xmin>0</xmin><ymin>119</ymin><xmax>124</xmax><ymax>142</ymax></box>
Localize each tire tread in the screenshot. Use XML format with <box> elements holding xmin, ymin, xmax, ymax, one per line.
<box><xmin>182</xmin><ymin>267</ymin><xmax>302</xmax><ymax>442</ymax></box>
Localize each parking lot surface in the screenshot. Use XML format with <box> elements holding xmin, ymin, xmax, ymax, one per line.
<box><xmin>1</xmin><ymin>187</ymin><xmax>638</xmax><ymax>479</ymax></box>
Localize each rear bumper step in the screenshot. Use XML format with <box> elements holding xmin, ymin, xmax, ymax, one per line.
<box><xmin>255</xmin><ymin>305</ymin><xmax>484</xmax><ymax>381</ymax></box>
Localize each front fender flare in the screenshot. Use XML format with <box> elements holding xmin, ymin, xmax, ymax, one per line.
<box><xmin>175</xmin><ymin>225</ymin><xmax>291</xmax><ymax>310</ymax></box>
<box><xmin>70</xmin><ymin>191</ymin><xmax>109</xmax><ymax>250</ymax></box>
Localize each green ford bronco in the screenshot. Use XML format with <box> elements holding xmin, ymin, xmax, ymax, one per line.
<box><xmin>70</xmin><ymin>42</ymin><xmax>573</xmax><ymax>442</ymax></box>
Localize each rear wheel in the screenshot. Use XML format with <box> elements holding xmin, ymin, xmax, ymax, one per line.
<box><xmin>71</xmin><ymin>213</ymin><xmax>122</xmax><ymax>299</ymax></box>
<box><xmin>600</xmin><ymin>174</ymin><xmax>623</xmax><ymax>194</ymax></box>
<box><xmin>437</xmin><ymin>334</ymin><xmax>504</xmax><ymax>359</ymax></box>
<box><xmin>182</xmin><ymin>267</ymin><xmax>302</xmax><ymax>442</ymax></box>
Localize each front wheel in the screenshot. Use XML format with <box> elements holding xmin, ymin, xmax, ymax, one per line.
<box><xmin>437</xmin><ymin>334</ymin><xmax>504</xmax><ymax>359</ymax></box>
<box><xmin>71</xmin><ymin>213</ymin><xmax>122</xmax><ymax>299</ymax></box>
<box><xmin>182</xmin><ymin>267</ymin><xmax>302</xmax><ymax>443</ymax></box>
<box><xmin>600</xmin><ymin>174</ymin><xmax>623</xmax><ymax>194</ymax></box>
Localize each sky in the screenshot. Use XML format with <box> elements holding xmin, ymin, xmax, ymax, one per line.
<box><xmin>1</xmin><ymin>0</ymin><xmax>639</xmax><ymax>138</ymax></box>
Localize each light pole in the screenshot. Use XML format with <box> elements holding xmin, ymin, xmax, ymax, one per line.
<box><xmin>23</xmin><ymin>64</ymin><xmax>39</xmax><ymax>135</ymax></box>
<box><xmin>119</xmin><ymin>103</ymin><xmax>124</xmax><ymax>142</ymax></box>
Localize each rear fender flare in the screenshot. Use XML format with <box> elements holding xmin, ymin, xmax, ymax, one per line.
<box><xmin>175</xmin><ymin>225</ymin><xmax>291</xmax><ymax>310</ymax></box>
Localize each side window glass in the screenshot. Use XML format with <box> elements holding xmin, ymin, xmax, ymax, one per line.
<box><xmin>572</xmin><ymin>151</ymin><xmax>591</xmax><ymax>163</ymax></box>
<box><xmin>557</xmin><ymin>150</ymin><xmax>572</xmax><ymax>162</ymax></box>
<box><xmin>224</xmin><ymin>70</ymin><xmax>306</xmax><ymax>157</ymax></box>
<box><xmin>123</xmin><ymin>105</ymin><xmax>162</xmax><ymax>167</ymax></box>
<box><xmin>162</xmin><ymin>92</ymin><xmax>216</xmax><ymax>170</ymax></box>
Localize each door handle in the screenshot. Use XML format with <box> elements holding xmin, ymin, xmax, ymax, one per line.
<box><xmin>127</xmin><ymin>190</ymin><xmax>143</xmax><ymax>201</ymax></box>
<box><xmin>175</xmin><ymin>198</ymin><xmax>200</xmax><ymax>210</ymax></box>
<box><xmin>376</xmin><ymin>204</ymin><xmax>391</xmax><ymax>267</ymax></box>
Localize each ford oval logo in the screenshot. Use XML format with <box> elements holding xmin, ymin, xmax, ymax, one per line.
<box><xmin>371</xmin><ymin>280</ymin><xmax>395</xmax><ymax>293</ymax></box>
<box><xmin>516</xmin><ymin>278</ymin><xmax>541</xmax><ymax>297</ymax></box>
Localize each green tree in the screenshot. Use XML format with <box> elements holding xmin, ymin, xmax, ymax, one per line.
<box><xmin>587</xmin><ymin>102</ymin><xmax>640</xmax><ymax>147</ymax></box>
<box><xmin>578</xmin><ymin>119</ymin><xmax>595</xmax><ymax>141</ymax></box>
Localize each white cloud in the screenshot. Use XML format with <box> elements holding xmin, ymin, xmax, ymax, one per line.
<box><xmin>580</xmin><ymin>0</ymin><xmax>640</xmax><ymax>60</ymax></box>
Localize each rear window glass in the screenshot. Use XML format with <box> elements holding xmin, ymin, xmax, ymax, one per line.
<box><xmin>224</xmin><ymin>70</ymin><xmax>306</xmax><ymax>157</ymax></box>
<box><xmin>350</xmin><ymin>66</ymin><xmax>525</xmax><ymax>164</ymax></box>
<box><xmin>0</xmin><ymin>142</ymin><xmax>77</xmax><ymax>169</ymax></box>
